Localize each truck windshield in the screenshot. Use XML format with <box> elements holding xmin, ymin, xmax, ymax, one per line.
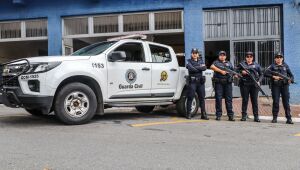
<box><xmin>71</xmin><ymin>41</ymin><xmax>116</xmax><ymax>56</ymax></box>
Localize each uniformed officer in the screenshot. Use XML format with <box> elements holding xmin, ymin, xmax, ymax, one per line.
<box><xmin>210</xmin><ymin>51</ymin><xmax>235</xmax><ymax>121</ymax></box>
<box><xmin>265</xmin><ymin>53</ymin><xmax>294</xmax><ymax>124</ymax></box>
<box><xmin>236</xmin><ymin>52</ymin><xmax>263</xmax><ymax>122</ymax></box>
<box><xmin>185</xmin><ymin>48</ymin><xmax>209</xmax><ymax>120</ymax></box>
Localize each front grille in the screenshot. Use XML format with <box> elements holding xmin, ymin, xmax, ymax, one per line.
<box><xmin>0</xmin><ymin>65</ymin><xmax>2</xmax><ymax>83</ymax></box>
<box><xmin>2</xmin><ymin>76</ymin><xmax>19</xmax><ymax>87</ymax></box>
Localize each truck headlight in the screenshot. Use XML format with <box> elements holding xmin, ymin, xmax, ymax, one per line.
<box><xmin>27</xmin><ymin>62</ymin><xmax>62</xmax><ymax>73</ymax></box>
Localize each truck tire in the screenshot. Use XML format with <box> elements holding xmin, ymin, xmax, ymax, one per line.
<box><xmin>135</xmin><ymin>106</ymin><xmax>155</xmax><ymax>113</ymax></box>
<box><xmin>25</xmin><ymin>109</ymin><xmax>44</xmax><ymax>116</ymax></box>
<box><xmin>176</xmin><ymin>89</ymin><xmax>199</xmax><ymax>117</ymax></box>
<box><xmin>54</xmin><ymin>82</ymin><xmax>97</xmax><ymax>125</ymax></box>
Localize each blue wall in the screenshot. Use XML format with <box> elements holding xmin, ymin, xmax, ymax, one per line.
<box><xmin>183</xmin><ymin>0</ymin><xmax>285</xmax><ymax>58</ymax></box>
<box><xmin>183</xmin><ymin>0</ymin><xmax>300</xmax><ymax>103</ymax></box>
<box><xmin>0</xmin><ymin>0</ymin><xmax>300</xmax><ymax>103</ymax></box>
<box><xmin>0</xmin><ymin>0</ymin><xmax>184</xmax><ymax>55</ymax></box>
<box><xmin>282</xmin><ymin>2</ymin><xmax>300</xmax><ymax>104</ymax></box>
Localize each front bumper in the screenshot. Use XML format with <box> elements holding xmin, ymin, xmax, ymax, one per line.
<box><xmin>2</xmin><ymin>87</ymin><xmax>53</xmax><ymax>114</ymax></box>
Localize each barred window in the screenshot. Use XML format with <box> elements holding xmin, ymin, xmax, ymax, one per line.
<box><xmin>0</xmin><ymin>22</ymin><xmax>21</xmax><ymax>39</ymax></box>
<box><xmin>94</xmin><ymin>16</ymin><xmax>118</xmax><ymax>33</ymax></box>
<box><xmin>233</xmin><ymin>9</ymin><xmax>255</xmax><ymax>37</ymax></box>
<box><xmin>155</xmin><ymin>11</ymin><xmax>182</xmax><ymax>30</ymax></box>
<box><xmin>25</xmin><ymin>20</ymin><xmax>47</xmax><ymax>37</ymax></box>
<box><xmin>123</xmin><ymin>14</ymin><xmax>149</xmax><ymax>32</ymax></box>
<box><xmin>257</xmin><ymin>7</ymin><xmax>280</xmax><ymax>36</ymax></box>
<box><xmin>204</xmin><ymin>10</ymin><xmax>229</xmax><ymax>39</ymax></box>
<box><xmin>64</xmin><ymin>17</ymin><xmax>88</xmax><ymax>35</ymax></box>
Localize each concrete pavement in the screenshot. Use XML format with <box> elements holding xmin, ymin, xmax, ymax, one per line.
<box><xmin>0</xmin><ymin>105</ymin><xmax>300</xmax><ymax>170</ymax></box>
<box><xmin>205</xmin><ymin>97</ymin><xmax>300</xmax><ymax>118</ymax></box>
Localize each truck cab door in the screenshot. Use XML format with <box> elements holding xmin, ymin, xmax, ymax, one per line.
<box><xmin>148</xmin><ymin>44</ymin><xmax>179</xmax><ymax>99</ymax></box>
<box><xmin>106</xmin><ymin>42</ymin><xmax>152</xmax><ymax>101</ymax></box>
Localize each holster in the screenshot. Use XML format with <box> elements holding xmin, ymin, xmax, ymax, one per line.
<box><xmin>185</xmin><ymin>76</ymin><xmax>191</xmax><ymax>86</ymax></box>
<box><xmin>200</xmin><ymin>76</ymin><xmax>206</xmax><ymax>84</ymax></box>
<box><xmin>190</xmin><ymin>76</ymin><xmax>206</xmax><ymax>84</ymax></box>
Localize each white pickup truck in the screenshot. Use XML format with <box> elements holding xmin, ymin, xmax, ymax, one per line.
<box><xmin>1</xmin><ymin>38</ymin><xmax>213</xmax><ymax>124</ymax></box>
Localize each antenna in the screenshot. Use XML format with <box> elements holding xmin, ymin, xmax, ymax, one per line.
<box><xmin>107</xmin><ymin>34</ymin><xmax>147</xmax><ymax>41</ymax></box>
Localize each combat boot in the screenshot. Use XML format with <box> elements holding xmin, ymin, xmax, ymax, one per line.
<box><xmin>186</xmin><ymin>111</ymin><xmax>192</xmax><ymax>119</ymax></box>
<box><xmin>271</xmin><ymin>117</ymin><xmax>277</xmax><ymax>123</ymax></box>
<box><xmin>228</xmin><ymin>115</ymin><xmax>235</xmax><ymax>121</ymax></box>
<box><xmin>286</xmin><ymin>119</ymin><xmax>294</xmax><ymax>124</ymax></box>
<box><xmin>201</xmin><ymin>112</ymin><xmax>209</xmax><ymax>120</ymax></box>
<box><xmin>240</xmin><ymin>114</ymin><xmax>247</xmax><ymax>121</ymax></box>
<box><xmin>254</xmin><ymin>115</ymin><xmax>260</xmax><ymax>122</ymax></box>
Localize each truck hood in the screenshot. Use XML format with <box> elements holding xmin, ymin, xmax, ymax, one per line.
<box><xmin>26</xmin><ymin>55</ymin><xmax>91</xmax><ymax>63</ymax></box>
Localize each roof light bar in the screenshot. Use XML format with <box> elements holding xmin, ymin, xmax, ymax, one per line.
<box><xmin>107</xmin><ymin>34</ymin><xmax>147</xmax><ymax>41</ymax></box>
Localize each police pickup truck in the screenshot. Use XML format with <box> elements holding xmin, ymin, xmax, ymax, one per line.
<box><xmin>1</xmin><ymin>36</ymin><xmax>213</xmax><ymax>124</ymax></box>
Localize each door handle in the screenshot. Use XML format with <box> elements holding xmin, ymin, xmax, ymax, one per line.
<box><xmin>142</xmin><ymin>67</ymin><xmax>150</xmax><ymax>71</ymax></box>
<box><xmin>170</xmin><ymin>68</ymin><xmax>177</xmax><ymax>72</ymax></box>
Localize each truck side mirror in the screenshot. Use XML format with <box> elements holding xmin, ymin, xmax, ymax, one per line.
<box><xmin>108</xmin><ymin>51</ymin><xmax>126</xmax><ymax>62</ymax></box>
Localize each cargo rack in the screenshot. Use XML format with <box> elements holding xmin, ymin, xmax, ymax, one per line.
<box><xmin>107</xmin><ymin>34</ymin><xmax>147</xmax><ymax>41</ymax></box>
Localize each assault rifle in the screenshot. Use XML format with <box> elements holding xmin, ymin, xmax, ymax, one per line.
<box><xmin>239</xmin><ymin>62</ymin><xmax>270</xmax><ymax>100</ymax></box>
<box><xmin>265</xmin><ymin>66</ymin><xmax>296</xmax><ymax>84</ymax></box>
<box><xmin>214</xmin><ymin>64</ymin><xmax>242</xmax><ymax>78</ymax></box>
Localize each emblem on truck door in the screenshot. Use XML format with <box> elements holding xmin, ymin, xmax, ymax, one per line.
<box><xmin>160</xmin><ymin>71</ymin><xmax>168</xmax><ymax>81</ymax></box>
<box><xmin>125</xmin><ymin>69</ymin><xmax>137</xmax><ymax>84</ymax></box>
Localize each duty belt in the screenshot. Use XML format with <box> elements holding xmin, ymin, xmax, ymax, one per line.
<box><xmin>190</xmin><ymin>76</ymin><xmax>201</xmax><ymax>81</ymax></box>
<box><xmin>240</xmin><ymin>80</ymin><xmax>255</xmax><ymax>86</ymax></box>
<box><xmin>212</xmin><ymin>77</ymin><xmax>229</xmax><ymax>84</ymax></box>
<box><xmin>272</xmin><ymin>80</ymin><xmax>288</xmax><ymax>86</ymax></box>
<box><xmin>189</xmin><ymin>76</ymin><xmax>206</xmax><ymax>84</ymax></box>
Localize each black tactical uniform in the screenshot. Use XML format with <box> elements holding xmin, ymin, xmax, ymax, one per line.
<box><xmin>264</xmin><ymin>53</ymin><xmax>294</xmax><ymax>124</ymax></box>
<box><xmin>186</xmin><ymin>49</ymin><xmax>208</xmax><ymax>119</ymax></box>
<box><xmin>236</xmin><ymin>52</ymin><xmax>263</xmax><ymax>122</ymax></box>
<box><xmin>212</xmin><ymin>51</ymin><xmax>235</xmax><ymax>121</ymax></box>
<box><xmin>0</xmin><ymin>64</ymin><xmax>2</xmax><ymax>104</ymax></box>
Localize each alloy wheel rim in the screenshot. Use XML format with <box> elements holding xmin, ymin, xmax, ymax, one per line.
<box><xmin>64</xmin><ymin>91</ymin><xmax>90</xmax><ymax>118</ymax></box>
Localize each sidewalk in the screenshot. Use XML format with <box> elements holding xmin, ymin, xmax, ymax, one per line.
<box><xmin>1</xmin><ymin>97</ymin><xmax>299</xmax><ymax>118</ymax></box>
<box><xmin>205</xmin><ymin>97</ymin><xmax>300</xmax><ymax>118</ymax></box>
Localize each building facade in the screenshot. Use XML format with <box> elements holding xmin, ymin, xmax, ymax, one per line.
<box><xmin>0</xmin><ymin>0</ymin><xmax>300</xmax><ymax>103</ymax></box>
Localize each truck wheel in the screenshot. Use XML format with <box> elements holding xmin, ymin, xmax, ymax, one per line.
<box><xmin>135</xmin><ymin>106</ymin><xmax>155</xmax><ymax>113</ymax></box>
<box><xmin>176</xmin><ymin>89</ymin><xmax>199</xmax><ymax>117</ymax></box>
<box><xmin>25</xmin><ymin>109</ymin><xmax>44</xmax><ymax>116</ymax></box>
<box><xmin>54</xmin><ymin>82</ymin><xmax>97</xmax><ymax>125</ymax></box>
